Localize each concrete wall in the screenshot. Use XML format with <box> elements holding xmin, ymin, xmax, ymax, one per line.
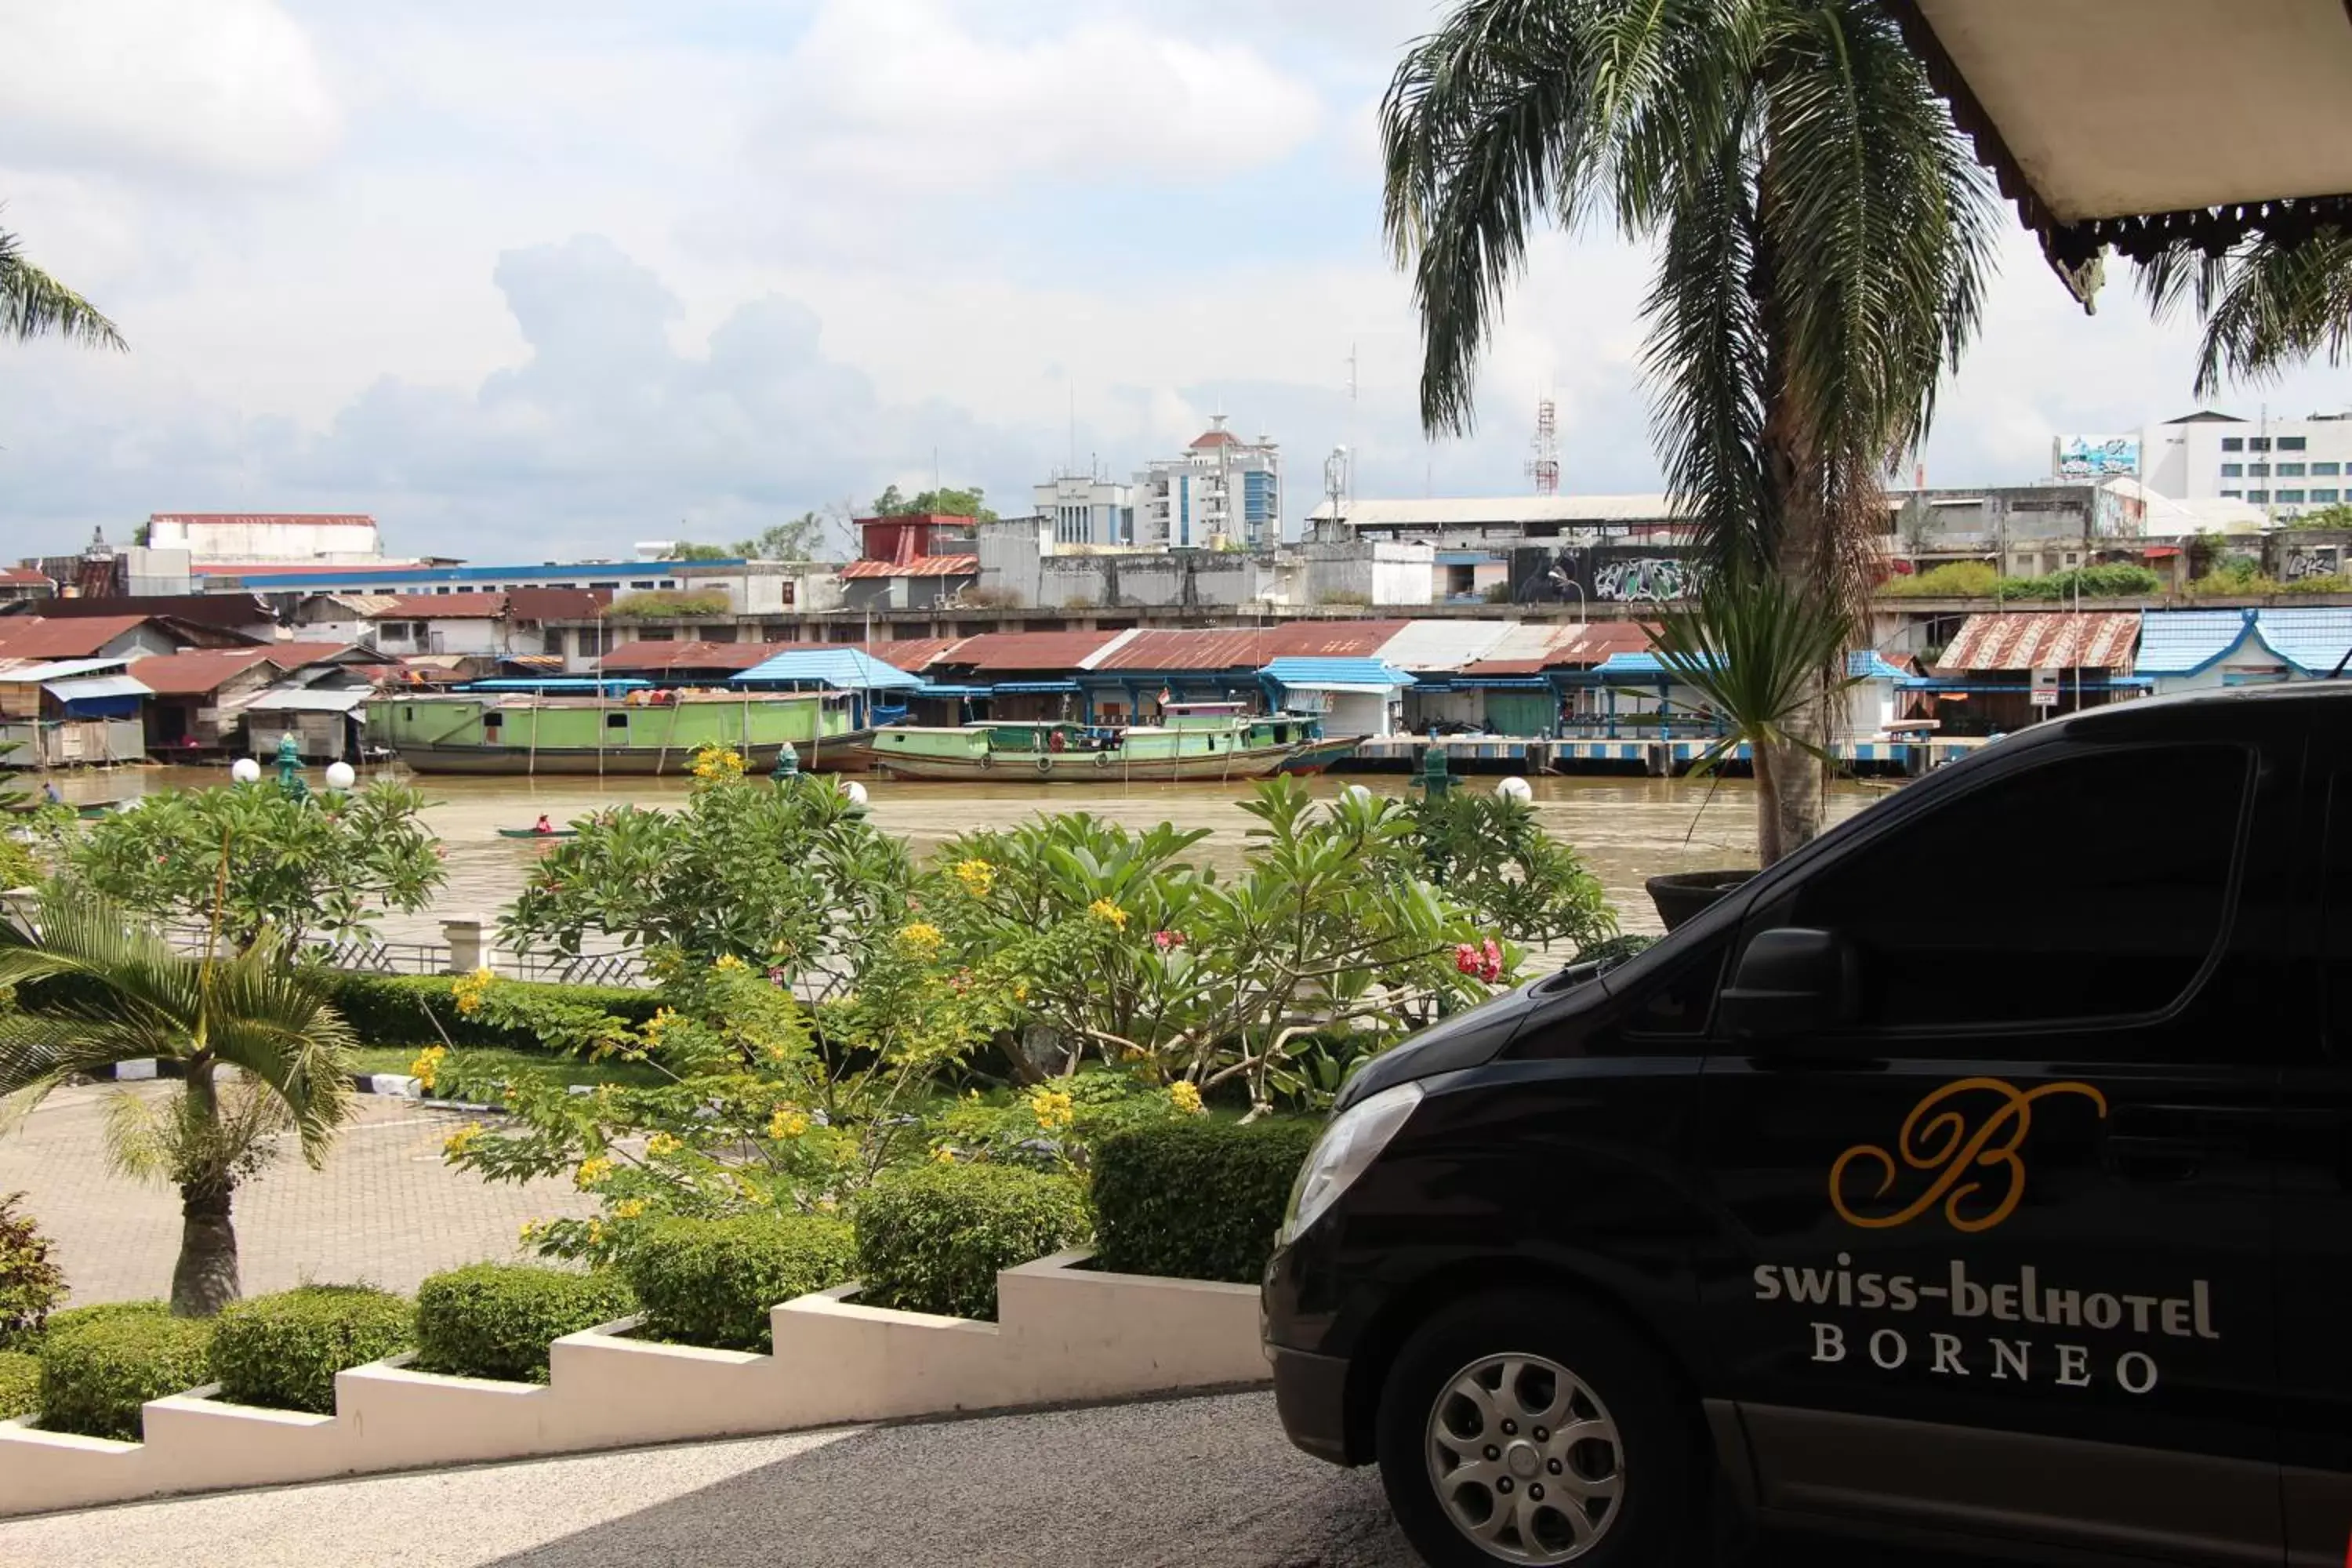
<box><xmin>147</xmin><ymin>517</ymin><xmax>382</xmax><ymax>563</ymax></box>
<box><xmin>1294</xmin><ymin>542</ymin><xmax>1432</xmax><ymax>608</ymax></box>
<box><xmin>0</xmin><ymin>1250</ymin><xmax>1265</xmax><ymax>1519</ymax></box>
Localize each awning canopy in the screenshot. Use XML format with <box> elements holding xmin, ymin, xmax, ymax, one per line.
<box><xmin>43</xmin><ymin>674</ymin><xmax>151</xmax><ymax>702</ymax></box>
<box><xmin>732</xmin><ymin>648</ymin><xmax>922</xmax><ymax>691</ymax></box>
<box><xmin>1261</xmin><ymin>656</ymin><xmax>1416</xmax><ymax>691</ymax></box>
<box><xmin>1890</xmin><ymin>0</ymin><xmax>2352</xmax><ymax>300</ymax></box>
<box><xmin>234</xmin><ymin>686</ymin><xmax>369</xmax><ymax>714</ymax></box>
<box><xmin>989</xmin><ymin>680</ymin><xmax>1083</xmax><ymax>695</ymax></box>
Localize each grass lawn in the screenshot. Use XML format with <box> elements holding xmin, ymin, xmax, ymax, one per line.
<box><xmin>346</xmin><ymin>1045</ymin><xmax>667</xmax><ymax>1093</ymax></box>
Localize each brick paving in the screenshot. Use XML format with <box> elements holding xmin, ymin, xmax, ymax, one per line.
<box><xmin>0</xmin><ymin>1083</ymin><xmax>593</xmax><ymax>1306</ymax></box>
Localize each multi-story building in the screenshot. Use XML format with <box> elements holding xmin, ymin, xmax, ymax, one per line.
<box><xmin>2138</xmin><ymin>408</ymin><xmax>2352</xmax><ymax>521</ymax></box>
<box><xmin>144</xmin><ymin>513</ymin><xmax>384</xmax><ymax>563</ymax></box>
<box><xmin>1033</xmin><ymin>474</ymin><xmax>1135</xmax><ymax>546</ymax></box>
<box><xmin>1135</xmin><ymin>417</ymin><xmax>1281</xmax><ymax>549</ymax></box>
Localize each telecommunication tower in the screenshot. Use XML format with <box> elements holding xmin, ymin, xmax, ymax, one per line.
<box><xmin>1524</xmin><ymin>398</ymin><xmax>1560</xmax><ymax>495</ymax></box>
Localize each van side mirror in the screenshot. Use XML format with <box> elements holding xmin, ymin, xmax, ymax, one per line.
<box><xmin>1719</xmin><ymin>927</ymin><xmax>1860</xmax><ymax>1042</ymax></box>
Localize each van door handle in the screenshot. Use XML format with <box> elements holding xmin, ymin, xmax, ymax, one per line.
<box><xmin>2103</xmin><ymin>1133</ymin><xmax>2207</xmax><ymax>1182</ymax></box>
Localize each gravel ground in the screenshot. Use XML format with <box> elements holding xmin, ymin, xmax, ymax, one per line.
<box><xmin>0</xmin><ymin>1392</ymin><xmax>1995</xmax><ymax>1568</ymax></box>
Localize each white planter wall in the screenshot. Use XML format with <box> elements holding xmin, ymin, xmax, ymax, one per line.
<box><xmin>0</xmin><ymin>1250</ymin><xmax>1266</xmax><ymax>1519</ymax></box>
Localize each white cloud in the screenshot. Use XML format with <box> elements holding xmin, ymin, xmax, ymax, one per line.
<box><xmin>759</xmin><ymin>0</ymin><xmax>1323</xmax><ymax>192</ymax></box>
<box><xmin>0</xmin><ymin>0</ymin><xmax>339</xmax><ymax>180</ymax></box>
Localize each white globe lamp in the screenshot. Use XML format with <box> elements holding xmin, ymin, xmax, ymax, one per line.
<box><xmin>230</xmin><ymin>757</ymin><xmax>263</xmax><ymax>785</ymax></box>
<box><xmin>1340</xmin><ymin>783</ymin><xmax>1375</xmax><ymax>808</ymax></box>
<box><xmin>843</xmin><ymin>780</ymin><xmax>870</xmax><ymax>809</ymax></box>
<box><xmin>1497</xmin><ymin>776</ymin><xmax>1534</xmax><ymax>803</ymax></box>
<box><xmin>324</xmin><ymin>761</ymin><xmax>358</xmax><ymax>791</ymax></box>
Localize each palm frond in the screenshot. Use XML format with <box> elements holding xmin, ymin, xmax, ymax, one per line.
<box><xmin>2137</xmin><ymin>226</ymin><xmax>2352</xmax><ymax>397</ymax></box>
<box><xmin>0</xmin><ymin>229</ymin><xmax>126</xmax><ymax>351</ymax></box>
<box><xmin>1646</xmin><ymin>568</ymin><xmax>1861</xmax><ymax>764</ymax></box>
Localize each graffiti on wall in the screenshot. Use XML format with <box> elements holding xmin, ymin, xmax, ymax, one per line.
<box><xmin>1592</xmin><ymin>557</ymin><xmax>1698</xmax><ymax>602</ymax></box>
<box><xmin>2283</xmin><ymin>545</ymin><xmax>2343</xmax><ymax>582</ymax></box>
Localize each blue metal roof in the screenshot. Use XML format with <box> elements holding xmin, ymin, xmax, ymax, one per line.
<box><xmin>1594</xmin><ymin>652</ymin><xmax>1698</xmax><ymax>677</ymax></box>
<box><xmin>1846</xmin><ymin>652</ymin><xmax>1909</xmax><ymax>681</ymax></box>
<box><xmin>914</xmin><ymin>682</ymin><xmax>993</xmax><ymax>698</ymax></box>
<box><xmin>989</xmin><ymin>680</ymin><xmax>1083</xmax><ymax>695</ymax></box>
<box><xmin>1261</xmin><ymin>656</ymin><xmax>1416</xmax><ymax>689</ymax></box>
<box><xmin>732</xmin><ymin>648</ymin><xmax>920</xmax><ymax>691</ymax></box>
<box><xmin>2136</xmin><ymin>608</ymin><xmax>2352</xmax><ymax>677</ymax></box>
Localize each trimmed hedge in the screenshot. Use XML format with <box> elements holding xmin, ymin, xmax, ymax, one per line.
<box><xmin>1091</xmin><ymin>1117</ymin><xmax>1321</xmax><ymax>1284</ymax></box>
<box><xmin>854</xmin><ymin>1163</ymin><xmax>1091</xmax><ymax>1322</ymax></box>
<box><xmin>32</xmin><ymin>1299</ymin><xmax>169</xmax><ymax>1346</ymax></box>
<box><xmin>38</xmin><ymin>1312</ymin><xmax>215</xmax><ymax>1440</ymax></box>
<box><xmin>412</xmin><ymin>1264</ymin><xmax>635</xmax><ymax>1383</ymax></box>
<box><xmin>0</xmin><ymin>1349</ymin><xmax>37</xmax><ymax>1420</ymax></box>
<box><xmin>321</xmin><ymin>973</ymin><xmax>662</xmax><ymax>1051</ymax></box>
<box><xmin>209</xmin><ymin>1286</ymin><xmax>413</xmax><ymax>1414</ymax></box>
<box><xmin>621</xmin><ymin>1214</ymin><xmax>855</xmax><ymax>1351</ymax></box>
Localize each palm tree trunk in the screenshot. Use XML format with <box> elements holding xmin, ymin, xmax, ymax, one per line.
<box><xmin>171</xmin><ymin>1181</ymin><xmax>239</xmax><ymax>1316</ymax></box>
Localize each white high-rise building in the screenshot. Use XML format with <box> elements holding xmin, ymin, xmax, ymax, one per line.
<box><xmin>1033</xmin><ymin>475</ymin><xmax>1135</xmax><ymax>546</ymax></box>
<box><xmin>1135</xmin><ymin>416</ymin><xmax>1282</xmax><ymax>549</ymax></box>
<box><xmin>2138</xmin><ymin>408</ymin><xmax>2352</xmax><ymax>521</ymax></box>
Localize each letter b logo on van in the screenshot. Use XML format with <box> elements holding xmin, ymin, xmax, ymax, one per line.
<box><xmin>1831</xmin><ymin>1077</ymin><xmax>2109</xmax><ymax>1232</ymax></box>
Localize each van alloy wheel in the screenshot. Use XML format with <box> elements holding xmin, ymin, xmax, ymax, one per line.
<box><xmin>1425</xmin><ymin>1352</ymin><xmax>1624</xmax><ymax>1565</ymax></box>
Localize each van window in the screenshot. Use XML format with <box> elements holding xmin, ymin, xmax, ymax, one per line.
<box><xmin>1780</xmin><ymin>745</ymin><xmax>2246</xmax><ymax>1033</ymax></box>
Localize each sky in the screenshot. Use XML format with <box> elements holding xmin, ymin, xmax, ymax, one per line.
<box><xmin>0</xmin><ymin>0</ymin><xmax>2346</xmax><ymax>563</ymax></box>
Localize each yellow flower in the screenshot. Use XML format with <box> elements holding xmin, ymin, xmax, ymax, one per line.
<box><xmin>575</xmin><ymin>1156</ymin><xmax>615</xmax><ymax>1190</ymax></box>
<box><xmin>816</xmin><ymin>1196</ymin><xmax>840</xmax><ymax>1213</ymax></box>
<box><xmin>442</xmin><ymin>1125</ymin><xmax>481</xmax><ymax>1159</ymax></box>
<box><xmin>644</xmin><ymin>1131</ymin><xmax>683</xmax><ymax>1158</ymax></box>
<box><xmin>931</xmin><ymin>1145</ymin><xmax>958</xmax><ymax>1163</ymax></box>
<box><xmin>518</xmin><ymin>1219</ymin><xmax>542</xmax><ymax>1244</ymax></box>
<box><xmin>1168</xmin><ymin>1080</ymin><xmax>1204</xmax><ymax>1116</ymax></box>
<box><xmin>1030</xmin><ymin>1087</ymin><xmax>1075</xmax><ymax>1132</ymax></box>
<box><xmin>768</xmin><ymin>1106</ymin><xmax>810</xmax><ymax>1140</ymax></box>
<box><xmin>612</xmin><ymin>1199</ymin><xmax>648</xmax><ymax>1221</ymax></box>
<box><xmin>951</xmin><ymin>858</ymin><xmax>996</xmax><ymax>897</ymax></box>
<box><xmin>587</xmin><ymin>1218</ymin><xmax>608</xmax><ymax>1245</ymax></box>
<box><xmin>408</xmin><ymin>1046</ymin><xmax>447</xmax><ymax>1092</ymax></box>
<box><xmin>451</xmin><ymin>967</ymin><xmax>496</xmax><ymax>1018</ymax></box>
<box><xmin>1013</xmin><ymin>982</ymin><xmax>1030</xmax><ymax>1004</ymax></box>
<box><xmin>896</xmin><ymin>921</ymin><xmax>945</xmax><ymax>960</ymax></box>
<box><xmin>714</xmin><ymin>954</ymin><xmax>748</xmax><ymax>972</ymax></box>
<box><xmin>1087</xmin><ymin>898</ymin><xmax>1129</xmax><ymax>930</ymax></box>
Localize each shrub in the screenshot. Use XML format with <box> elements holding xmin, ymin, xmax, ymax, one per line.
<box><xmin>321</xmin><ymin>973</ymin><xmax>662</xmax><ymax>1051</ymax></box>
<box><xmin>412</xmin><ymin>1264</ymin><xmax>635</xmax><ymax>1383</ymax></box>
<box><xmin>604</xmin><ymin>590</ymin><xmax>731</xmax><ymax>619</ymax></box>
<box><xmin>209</xmin><ymin>1286</ymin><xmax>413</xmax><ymax>1414</ymax></box>
<box><xmin>853</xmin><ymin>1163</ymin><xmax>1091</xmax><ymax>1321</ymax></box>
<box><xmin>0</xmin><ymin>1192</ymin><xmax>66</xmax><ymax>1348</ymax></box>
<box><xmin>38</xmin><ymin>1312</ymin><xmax>214</xmax><ymax>1440</ymax></box>
<box><xmin>0</xmin><ymin>1349</ymin><xmax>36</xmax><ymax>1419</ymax></box>
<box><xmin>620</xmin><ymin>1214</ymin><xmax>855</xmax><ymax>1350</ymax></box>
<box><xmin>32</xmin><ymin>1299</ymin><xmax>168</xmax><ymax>1346</ymax></box>
<box><xmin>1883</xmin><ymin>561</ymin><xmax>1999</xmax><ymax>598</ymax></box>
<box><xmin>1091</xmin><ymin>1118</ymin><xmax>1321</xmax><ymax>1283</ymax></box>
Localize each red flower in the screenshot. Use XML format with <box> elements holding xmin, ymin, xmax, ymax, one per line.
<box><xmin>1152</xmin><ymin>929</ymin><xmax>1186</xmax><ymax>950</ymax></box>
<box><xmin>1454</xmin><ymin>944</ymin><xmax>1481</xmax><ymax>976</ymax></box>
<box><xmin>1480</xmin><ymin>938</ymin><xmax>1504</xmax><ymax>983</ymax></box>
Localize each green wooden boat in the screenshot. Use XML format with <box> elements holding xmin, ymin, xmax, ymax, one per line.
<box><xmin>867</xmin><ymin>705</ymin><xmax>1341</xmax><ymax>782</ymax></box>
<box><xmin>496</xmin><ymin>826</ymin><xmax>580</xmax><ymax>840</ymax></box>
<box><xmin>372</xmin><ymin>691</ymin><xmax>861</xmax><ymax>775</ymax></box>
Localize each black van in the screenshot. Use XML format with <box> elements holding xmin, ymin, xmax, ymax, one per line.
<box><xmin>1263</xmin><ymin>684</ymin><xmax>2352</xmax><ymax>1568</ymax></box>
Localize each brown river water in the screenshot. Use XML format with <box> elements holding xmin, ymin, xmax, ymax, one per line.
<box><xmin>42</xmin><ymin>767</ymin><xmax>1884</xmax><ymax>944</ymax></box>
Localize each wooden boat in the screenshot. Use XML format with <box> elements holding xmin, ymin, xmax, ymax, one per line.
<box><xmin>867</xmin><ymin>706</ymin><xmax>1337</xmax><ymax>783</ymax></box>
<box><xmin>496</xmin><ymin>826</ymin><xmax>580</xmax><ymax>840</ymax></box>
<box><xmin>371</xmin><ymin>689</ymin><xmax>864</xmax><ymax>776</ymax></box>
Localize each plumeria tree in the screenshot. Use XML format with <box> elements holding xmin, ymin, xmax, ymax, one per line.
<box><xmin>501</xmin><ymin>750</ymin><xmax>908</xmax><ymax>989</ymax></box>
<box><xmin>71</xmin><ymin>779</ymin><xmax>443</xmax><ymax>953</ymax></box>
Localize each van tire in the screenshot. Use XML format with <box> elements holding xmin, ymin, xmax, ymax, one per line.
<box><xmin>1374</xmin><ymin>1290</ymin><xmax>1700</xmax><ymax>1568</ymax></box>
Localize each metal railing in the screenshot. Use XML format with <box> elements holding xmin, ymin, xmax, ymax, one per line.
<box><xmin>153</xmin><ymin>924</ymin><xmax>652</xmax><ymax>989</ymax></box>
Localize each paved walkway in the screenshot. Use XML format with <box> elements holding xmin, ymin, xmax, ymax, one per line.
<box><xmin>0</xmin><ymin>1392</ymin><xmax>1994</xmax><ymax>1568</ymax></box>
<box><xmin>0</xmin><ymin>1084</ymin><xmax>592</xmax><ymax>1305</ymax></box>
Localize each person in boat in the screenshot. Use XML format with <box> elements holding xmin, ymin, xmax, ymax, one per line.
<box><xmin>42</xmin><ymin>782</ymin><xmax>61</xmax><ymax>805</ymax></box>
<box><xmin>532</xmin><ymin>814</ymin><xmax>554</xmax><ymax>835</ymax></box>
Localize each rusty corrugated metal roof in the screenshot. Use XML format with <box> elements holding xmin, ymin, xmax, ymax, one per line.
<box><xmin>0</xmin><ymin>615</ymin><xmax>154</xmax><ymax>659</ymax></box>
<box><xmin>126</xmin><ymin>648</ymin><xmax>285</xmax><ymax>695</ymax></box>
<box><xmin>934</xmin><ymin>630</ymin><xmax>1126</xmax><ymax>672</ymax></box>
<box><xmin>366</xmin><ymin>593</ymin><xmax>509</xmax><ymax>619</ymax></box>
<box><xmin>838</xmin><ymin>555</ymin><xmax>979</xmax><ymax>580</ymax></box>
<box><xmin>601</xmin><ymin>641</ymin><xmax>783</xmax><ymax>673</ymax></box>
<box><xmin>864</xmin><ymin>637</ymin><xmax>963</xmax><ymax>672</ymax></box>
<box><xmin>1085</xmin><ymin>620</ymin><xmax>1410</xmax><ymax>673</ymax></box>
<box><xmin>1938</xmin><ymin>611</ymin><xmax>2140</xmax><ymax>672</ymax></box>
<box><xmin>1463</xmin><ymin>619</ymin><xmax>1657</xmax><ymax>674</ymax></box>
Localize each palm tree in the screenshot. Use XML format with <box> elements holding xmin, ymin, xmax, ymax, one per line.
<box><xmin>0</xmin><ymin>226</ymin><xmax>125</xmax><ymax>350</ymax></box>
<box><xmin>1381</xmin><ymin>0</ymin><xmax>1994</xmax><ymax>857</ymax></box>
<box><xmin>1646</xmin><ymin>568</ymin><xmax>1861</xmax><ymax>865</ymax></box>
<box><xmin>2140</xmin><ymin>227</ymin><xmax>2352</xmax><ymax>397</ymax></box>
<box><xmin>0</xmin><ymin>897</ymin><xmax>354</xmax><ymax>1316</ymax></box>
